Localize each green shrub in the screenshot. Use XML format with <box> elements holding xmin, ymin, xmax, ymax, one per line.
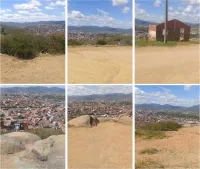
<box><xmin>96</xmin><ymin>39</ymin><xmax>107</xmax><ymax>45</ymax></box>
<box><xmin>136</xmin><ymin>129</ymin><xmax>166</xmax><ymax>139</ymax></box>
<box><xmin>68</xmin><ymin>39</ymin><xmax>82</xmax><ymax>46</ymax></box>
<box><xmin>142</xmin><ymin>121</ymin><xmax>182</xmax><ymax>131</ymax></box>
<box><xmin>136</xmin><ymin>159</ymin><xmax>164</xmax><ymax>169</ymax></box>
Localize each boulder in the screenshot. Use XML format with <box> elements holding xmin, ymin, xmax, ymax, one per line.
<box><xmin>0</xmin><ymin>135</ymin><xmax>25</xmax><ymax>155</ymax></box>
<box><xmin>31</xmin><ymin>136</ymin><xmax>55</xmax><ymax>161</ymax></box>
<box><xmin>68</xmin><ymin>115</ymin><xmax>99</xmax><ymax>128</ymax></box>
<box><xmin>3</xmin><ymin>132</ymin><xmax>41</xmax><ymax>145</ymax></box>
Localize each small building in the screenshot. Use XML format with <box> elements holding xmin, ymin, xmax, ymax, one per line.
<box><xmin>148</xmin><ymin>19</ymin><xmax>191</xmax><ymax>41</ymax></box>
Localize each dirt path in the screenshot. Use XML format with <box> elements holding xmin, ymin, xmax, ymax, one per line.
<box><xmin>136</xmin><ymin>45</ymin><xmax>200</xmax><ymax>84</ymax></box>
<box><xmin>0</xmin><ymin>54</ymin><xmax>65</xmax><ymax>84</ymax></box>
<box><xmin>68</xmin><ymin>46</ymin><xmax>132</xmax><ymax>84</ymax></box>
<box><xmin>68</xmin><ymin>122</ymin><xmax>132</xmax><ymax>169</ymax></box>
<box><xmin>136</xmin><ymin>126</ymin><xmax>200</xmax><ymax>169</ymax></box>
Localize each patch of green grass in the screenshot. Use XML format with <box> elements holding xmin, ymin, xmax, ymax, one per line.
<box><xmin>136</xmin><ymin>129</ymin><xmax>166</xmax><ymax>139</ymax></box>
<box><xmin>136</xmin><ymin>159</ymin><xmax>164</xmax><ymax>169</ymax></box>
<box><xmin>140</xmin><ymin>148</ymin><xmax>159</xmax><ymax>155</ymax></box>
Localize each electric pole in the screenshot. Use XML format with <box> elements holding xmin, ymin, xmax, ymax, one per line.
<box><xmin>164</xmin><ymin>0</ymin><xmax>168</xmax><ymax>43</ymax></box>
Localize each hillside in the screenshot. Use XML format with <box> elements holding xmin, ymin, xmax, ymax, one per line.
<box><xmin>69</xmin><ymin>93</ymin><xmax>132</xmax><ymax>102</ymax></box>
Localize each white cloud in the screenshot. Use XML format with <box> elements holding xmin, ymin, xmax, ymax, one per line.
<box><xmin>68</xmin><ymin>85</ymin><xmax>132</xmax><ymax>96</ymax></box>
<box><xmin>14</xmin><ymin>0</ymin><xmax>41</xmax><ymax>11</ymax></box>
<box><xmin>154</xmin><ymin>0</ymin><xmax>161</xmax><ymax>7</ymax></box>
<box><xmin>184</xmin><ymin>85</ymin><xmax>193</xmax><ymax>91</ymax></box>
<box><xmin>135</xmin><ymin>87</ymin><xmax>198</xmax><ymax>107</ymax></box>
<box><xmin>18</xmin><ymin>11</ymin><xmax>30</xmax><ymax>14</ymax></box>
<box><xmin>0</xmin><ymin>9</ymin><xmax>11</xmax><ymax>14</ymax></box>
<box><xmin>49</xmin><ymin>0</ymin><xmax>65</xmax><ymax>7</ymax></box>
<box><xmin>68</xmin><ymin>10</ymin><xmax>131</xmax><ymax>28</ymax></box>
<box><xmin>97</xmin><ymin>9</ymin><xmax>109</xmax><ymax>15</ymax></box>
<box><xmin>112</xmin><ymin>0</ymin><xmax>128</xmax><ymax>6</ymax></box>
<box><xmin>45</xmin><ymin>6</ymin><xmax>54</xmax><ymax>10</ymax></box>
<box><xmin>122</xmin><ymin>6</ymin><xmax>130</xmax><ymax>13</ymax></box>
<box><xmin>181</xmin><ymin>0</ymin><xmax>200</xmax><ymax>4</ymax></box>
<box><xmin>68</xmin><ymin>10</ymin><xmax>85</xmax><ymax>19</ymax></box>
<box><xmin>184</xmin><ymin>5</ymin><xmax>193</xmax><ymax>13</ymax></box>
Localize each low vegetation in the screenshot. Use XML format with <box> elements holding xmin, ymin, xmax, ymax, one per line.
<box><xmin>136</xmin><ymin>159</ymin><xmax>164</xmax><ymax>169</ymax></box>
<box><xmin>1</xmin><ymin>25</ymin><xmax>65</xmax><ymax>59</ymax></box>
<box><xmin>139</xmin><ymin>148</ymin><xmax>160</xmax><ymax>155</ymax></box>
<box><xmin>156</xmin><ymin>112</ymin><xmax>199</xmax><ymax>120</ymax></box>
<box><xmin>135</xmin><ymin>39</ymin><xmax>199</xmax><ymax>47</ymax></box>
<box><xmin>136</xmin><ymin>121</ymin><xmax>182</xmax><ymax>139</ymax></box>
<box><xmin>68</xmin><ymin>34</ymin><xmax>132</xmax><ymax>46</ymax></box>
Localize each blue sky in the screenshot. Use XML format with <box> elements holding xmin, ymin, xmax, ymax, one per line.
<box><xmin>135</xmin><ymin>85</ymin><xmax>200</xmax><ymax>107</ymax></box>
<box><xmin>0</xmin><ymin>0</ymin><xmax>65</xmax><ymax>22</ymax></box>
<box><xmin>68</xmin><ymin>85</ymin><xmax>132</xmax><ymax>96</ymax></box>
<box><xmin>136</xmin><ymin>0</ymin><xmax>200</xmax><ymax>23</ymax></box>
<box><xmin>68</xmin><ymin>0</ymin><xmax>132</xmax><ymax>28</ymax></box>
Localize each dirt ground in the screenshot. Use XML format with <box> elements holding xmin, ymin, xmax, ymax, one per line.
<box><xmin>136</xmin><ymin>45</ymin><xmax>200</xmax><ymax>84</ymax></box>
<box><xmin>0</xmin><ymin>54</ymin><xmax>65</xmax><ymax>84</ymax></box>
<box><xmin>136</xmin><ymin>126</ymin><xmax>200</xmax><ymax>169</ymax></box>
<box><xmin>68</xmin><ymin>46</ymin><xmax>132</xmax><ymax>84</ymax></box>
<box><xmin>68</xmin><ymin>122</ymin><xmax>132</xmax><ymax>169</ymax></box>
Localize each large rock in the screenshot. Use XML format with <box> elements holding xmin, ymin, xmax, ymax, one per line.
<box><xmin>3</xmin><ymin>132</ymin><xmax>41</xmax><ymax>145</ymax></box>
<box><xmin>0</xmin><ymin>135</ymin><xmax>25</xmax><ymax>155</ymax></box>
<box><xmin>68</xmin><ymin>115</ymin><xmax>99</xmax><ymax>128</ymax></box>
<box><xmin>31</xmin><ymin>136</ymin><xmax>55</xmax><ymax>161</ymax></box>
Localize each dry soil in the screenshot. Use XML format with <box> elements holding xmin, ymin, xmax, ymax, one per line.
<box><xmin>0</xmin><ymin>54</ymin><xmax>65</xmax><ymax>84</ymax></box>
<box><xmin>68</xmin><ymin>122</ymin><xmax>132</xmax><ymax>169</ymax></box>
<box><xmin>68</xmin><ymin>46</ymin><xmax>132</xmax><ymax>84</ymax></box>
<box><xmin>136</xmin><ymin>45</ymin><xmax>200</xmax><ymax>84</ymax></box>
<box><xmin>136</xmin><ymin>126</ymin><xmax>200</xmax><ymax>169</ymax></box>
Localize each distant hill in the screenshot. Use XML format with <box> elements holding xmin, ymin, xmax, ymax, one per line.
<box><xmin>68</xmin><ymin>93</ymin><xmax>132</xmax><ymax>101</ymax></box>
<box><xmin>0</xmin><ymin>86</ymin><xmax>65</xmax><ymax>94</ymax></box>
<box><xmin>135</xmin><ymin>18</ymin><xmax>199</xmax><ymax>28</ymax></box>
<box><xmin>68</xmin><ymin>26</ymin><xmax>132</xmax><ymax>33</ymax></box>
<box><xmin>135</xmin><ymin>103</ymin><xmax>199</xmax><ymax>112</ymax></box>
<box><xmin>0</xmin><ymin>21</ymin><xmax>65</xmax><ymax>27</ymax></box>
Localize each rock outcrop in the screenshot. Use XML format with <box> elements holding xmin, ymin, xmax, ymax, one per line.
<box><xmin>68</xmin><ymin>115</ymin><xmax>99</xmax><ymax>128</ymax></box>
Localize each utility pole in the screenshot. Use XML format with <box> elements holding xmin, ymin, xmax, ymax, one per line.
<box><xmin>164</xmin><ymin>0</ymin><xmax>168</xmax><ymax>43</ymax></box>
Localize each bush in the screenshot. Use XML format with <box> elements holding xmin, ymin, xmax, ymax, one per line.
<box><xmin>96</xmin><ymin>39</ymin><xmax>107</xmax><ymax>45</ymax></box>
<box><xmin>68</xmin><ymin>39</ymin><xmax>82</xmax><ymax>46</ymax></box>
<box><xmin>136</xmin><ymin>129</ymin><xmax>166</xmax><ymax>139</ymax></box>
<box><xmin>142</xmin><ymin>121</ymin><xmax>182</xmax><ymax>131</ymax></box>
<box><xmin>1</xmin><ymin>25</ymin><xmax>65</xmax><ymax>59</ymax></box>
<box><xmin>139</xmin><ymin>148</ymin><xmax>159</xmax><ymax>155</ymax></box>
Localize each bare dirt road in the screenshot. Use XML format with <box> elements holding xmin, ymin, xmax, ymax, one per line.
<box><xmin>68</xmin><ymin>46</ymin><xmax>132</xmax><ymax>84</ymax></box>
<box><xmin>68</xmin><ymin>122</ymin><xmax>132</xmax><ymax>169</ymax></box>
<box><xmin>0</xmin><ymin>54</ymin><xmax>65</xmax><ymax>84</ymax></box>
<box><xmin>136</xmin><ymin>45</ymin><xmax>200</xmax><ymax>84</ymax></box>
<box><xmin>136</xmin><ymin>126</ymin><xmax>200</xmax><ymax>169</ymax></box>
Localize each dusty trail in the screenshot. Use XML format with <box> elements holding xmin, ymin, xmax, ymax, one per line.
<box><xmin>68</xmin><ymin>46</ymin><xmax>132</xmax><ymax>84</ymax></box>
<box><xmin>68</xmin><ymin>122</ymin><xmax>132</xmax><ymax>169</ymax></box>
<box><xmin>136</xmin><ymin>126</ymin><xmax>200</xmax><ymax>169</ymax></box>
<box><xmin>136</xmin><ymin>45</ymin><xmax>200</xmax><ymax>84</ymax></box>
<box><xmin>0</xmin><ymin>54</ymin><xmax>65</xmax><ymax>84</ymax></box>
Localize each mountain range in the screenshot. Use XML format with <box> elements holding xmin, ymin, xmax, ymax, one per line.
<box><xmin>0</xmin><ymin>86</ymin><xmax>65</xmax><ymax>94</ymax></box>
<box><xmin>135</xmin><ymin>18</ymin><xmax>199</xmax><ymax>27</ymax></box>
<box><xmin>68</xmin><ymin>93</ymin><xmax>132</xmax><ymax>101</ymax></box>
<box><xmin>136</xmin><ymin>103</ymin><xmax>199</xmax><ymax>112</ymax></box>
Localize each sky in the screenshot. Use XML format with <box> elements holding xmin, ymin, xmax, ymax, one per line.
<box><xmin>68</xmin><ymin>0</ymin><xmax>132</xmax><ymax>28</ymax></box>
<box><xmin>0</xmin><ymin>0</ymin><xmax>65</xmax><ymax>22</ymax></box>
<box><xmin>68</xmin><ymin>85</ymin><xmax>132</xmax><ymax>96</ymax></box>
<box><xmin>135</xmin><ymin>85</ymin><xmax>200</xmax><ymax>107</ymax></box>
<box><xmin>136</xmin><ymin>0</ymin><xmax>200</xmax><ymax>23</ymax></box>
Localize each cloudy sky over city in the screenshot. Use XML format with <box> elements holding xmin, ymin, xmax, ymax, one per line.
<box><xmin>68</xmin><ymin>0</ymin><xmax>132</xmax><ymax>28</ymax></box>
<box><xmin>0</xmin><ymin>0</ymin><xmax>65</xmax><ymax>22</ymax></box>
<box><xmin>68</xmin><ymin>85</ymin><xmax>132</xmax><ymax>96</ymax></box>
<box><xmin>135</xmin><ymin>85</ymin><xmax>200</xmax><ymax>107</ymax></box>
<box><xmin>136</xmin><ymin>0</ymin><xmax>200</xmax><ymax>23</ymax></box>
